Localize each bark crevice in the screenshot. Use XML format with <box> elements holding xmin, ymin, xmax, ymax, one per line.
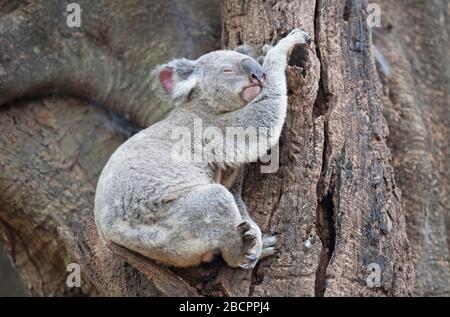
<box><xmin>314</xmin><ymin>190</ymin><xmax>336</xmax><ymax>297</ymax></box>
<box><xmin>313</xmin><ymin>119</ymin><xmax>337</xmax><ymax>296</ymax></box>
<box><xmin>312</xmin><ymin>0</ymin><xmax>336</xmax><ymax>297</ymax></box>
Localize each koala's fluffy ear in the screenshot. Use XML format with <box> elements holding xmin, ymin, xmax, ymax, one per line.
<box><xmin>152</xmin><ymin>58</ymin><xmax>197</xmax><ymax>102</ymax></box>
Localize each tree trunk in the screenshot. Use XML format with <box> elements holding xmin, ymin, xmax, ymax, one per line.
<box><xmin>0</xmin><ymin>0</ymin><xmax>447</xmax><ymax>296</ymax></box>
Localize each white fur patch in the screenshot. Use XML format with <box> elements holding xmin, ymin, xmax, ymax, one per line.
<box><xmin>173</xmin><ymin>76</ymin><xmax>197</xmax><ymax>100</ymax></box>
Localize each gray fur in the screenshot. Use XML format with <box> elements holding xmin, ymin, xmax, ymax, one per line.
<box><xmin>94</xmin><ymin>29</ymin><xmax>310</xmax><ymax>268</ymax></box>
<box><xmin>234</xmin><ymin>43</ymin><xmax>257</xmax><ymax>60</ymax></box>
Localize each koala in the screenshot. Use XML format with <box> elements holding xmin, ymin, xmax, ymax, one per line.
<box><xmin>94</xmin><ymin>29</ymin><xmax>311</xmax><ymax>269</ymax></box>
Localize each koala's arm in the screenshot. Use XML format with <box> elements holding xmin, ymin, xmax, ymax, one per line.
<box><xmin>219</xmin><ymin>30</ymin><xmax>310</xmax><ymax>150</ymax></box>
<box><xmin>227</xmin><ymin>167</ymin><xmax>278</xmax><ymax>258</ymax></box>
<box><xmin>227</xmin><ymin>168</ymin><xmax>251</xmax><ymax>219</ymax></box>
<box><xmin>257</xmin><ymin>29</ymin><xmax>311</xmax><ymax>108</ymax></box>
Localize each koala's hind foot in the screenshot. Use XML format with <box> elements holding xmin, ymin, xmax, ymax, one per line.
<box><xmin>235</xmin><ymin>221</ymin><xmax>263</xmax><ymax>269</ymax></box>
<box><xmin>220</xmin><ymin>221</ymin><xmax>277</xmax><ymax>269</ymax></box>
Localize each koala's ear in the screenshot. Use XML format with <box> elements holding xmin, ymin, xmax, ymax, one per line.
<box><xmin>152</xmin><ymin>58</ymin><xmax>197</xmax><ymax>102</ymax></box>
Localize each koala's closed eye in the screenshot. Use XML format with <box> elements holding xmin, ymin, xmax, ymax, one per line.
<box><xmin>222</xmin><ymin>68</ymin><xmax>235</xmax><ymax>75</ymax></box>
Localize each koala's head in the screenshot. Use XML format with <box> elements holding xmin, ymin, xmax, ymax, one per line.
<box><xmin>153</xmin><ymin>50</ymin><xmax>266</xmax><ymax>113</ymax></box>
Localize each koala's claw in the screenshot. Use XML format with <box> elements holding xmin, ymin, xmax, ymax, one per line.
<box><xmin>260</xmin><ymin>247</ymin><xmax>278</xmax><ymax>259</ymax></box>
<box><xmin>240</xmin><ymin>260</ymin><xmax>258</xmax><ymax>270</ymax></box>
<box><xmin>240</xmin><ymin>252</ymin><xmax>259</xmax><ymax>269</ymax></box>
<box><xmin>245</xmin><ymin>254</ymin><xmax>258</xmax><ymax>261</ymax></box>
<box><xmin>260</xmin><ymin>234</ymin><xmax>278</xmax><ymax>259</ymax></box>
<box><xmin>237</xmin><ymin>221</ymin><xmax>251</xmax><ymax>233</ymax></box>
<box><xmin>262</xmin><ymin>234</ymin><xmax>277</xmax><ymax>248</ymax></box>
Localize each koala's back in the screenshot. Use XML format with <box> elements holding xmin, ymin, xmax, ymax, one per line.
<box><xmin>94</xmin><ymin>119</ymin><xmax>211</xmax><ymax>229</ymax></box>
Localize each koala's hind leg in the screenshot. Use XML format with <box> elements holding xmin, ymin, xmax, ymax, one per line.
<box><xmin>166</xmin><ymin>184</ymin><xmax>264</xmax><ymax>268</ymax></box>
<box><xmin>102</xmin><ymin>184</ymin><xmax>264</xmax><ymax>268</ymax></box>
<box><xmin>228</xmin><ymin>168</ymin><xmax>278</xmax><ymax>261</ymax></box>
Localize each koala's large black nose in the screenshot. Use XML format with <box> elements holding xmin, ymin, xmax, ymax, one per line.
<box><xmin>240</xmin><ymin>58</ymin><xmax>266</xmax><ymax>83</ymax></box>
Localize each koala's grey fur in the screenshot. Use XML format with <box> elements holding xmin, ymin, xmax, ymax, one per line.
<box><xmin>94</xmin><ymin>29</ymin><xmax>311</xmax><ymax>269</ymax></box>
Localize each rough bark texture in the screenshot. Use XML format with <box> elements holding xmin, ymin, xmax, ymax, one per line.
<box><xmin>0</xmin><ymin>0</ymin><xmax>447</xmax><ymax>296</ymax></box>
<box><xmin>373</xmin><ymin>0</ymin><xmax>450</xmax><ymax>296</ymax></box>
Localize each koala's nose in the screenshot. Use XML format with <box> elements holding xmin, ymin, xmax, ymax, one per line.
<box><xmin>240</xmin><ymin>58</ymin><xmax>266</xmax><ymax>84</ymax></box>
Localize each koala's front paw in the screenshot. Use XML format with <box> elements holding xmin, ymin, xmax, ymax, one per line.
<box><xmin>278</xmin><ymin>29</ymin><xmax>311</xmax><ymax>51</ymax></box>
<box><xmin>237</xmin><ymin>221</ymin><xmax>263</xmax><ymax>269</ymax></box>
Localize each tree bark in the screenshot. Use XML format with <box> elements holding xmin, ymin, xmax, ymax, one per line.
<box><xmin>0</xmin><ymin>0</ymin><xmax>447</xmax><ymax>296</ymax></box>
